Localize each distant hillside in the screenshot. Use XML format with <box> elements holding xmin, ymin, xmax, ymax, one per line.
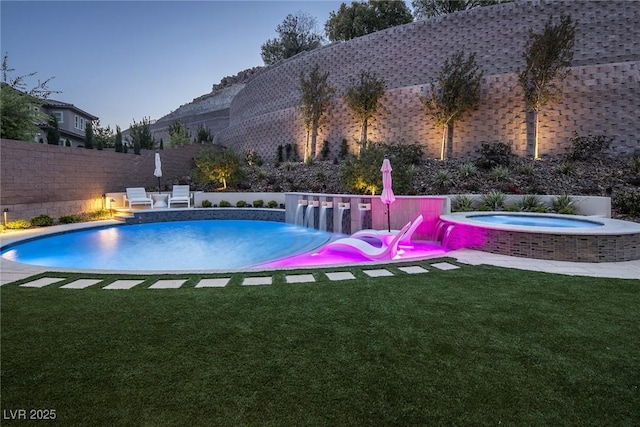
<box><xmin>148</xmin><ymin>67</ymin><xmax>264</xmax><ymax>143</ymax></box>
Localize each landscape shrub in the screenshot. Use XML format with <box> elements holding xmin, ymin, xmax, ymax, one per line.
<box><xmin>267</xmin><ymin>200</ymin><xmax>278</xmax><ymax>208</ymax></box>
<box><xmin>236</xmin><ymin>200</ymin><xmax>247</xmax><ymax>207</ymax></box>
<box><xmin>320</xmin><ymin>140</ymin><xmax>331</xmax><ymax>160</ymax></box>
<box><xmin>566</xmin><ymin>133</ymin><xmax>613</xmax><ymax>161</ymax></box>
<box><xmin>252</xmin><ymin>199</ymin><xmax>264</xmax><ymax>208</ymax></box>
<box><xmin>480</xmin><ymin>190</ymin><xmax>506</xmax><ymax>210</ymax></box>
<box><xmin>59</xmin><ymin>215</ymin><xmax>82</xmax><ymax>224</ymax></box>
<box><xmin>476</xmin><ymin>141</ymin><xmax>513</xmax><ymax>169</ymax></box>
<box><xmin>5</xmin><ymin>219</ymin><xmax>31</xmax><ymax>230</ymax></box>
<box><xmin>613</xmin><ymin>191</ymin><xmax>640</xmax><ymax>216</ymax></box>
<box><xmin>452</xmin><ymin>195</ymin><xmax>474</xmax><ymax>212</ymax></box>
<box><xmin>382</xmin><ymin>141</ymin><xmax>424</xmax><ymax>166</ymax></box>
<box><xmin>458</xmin><ymin>163</ymin><xmax>477</xmax><ymax>179</ymax></box>
<box><xmin>201</xmin><ymin>199</ymin><xmax>213</xmax><ymax>208</ymax></box>
<box><xmin>31</xmin><ymin>214</ymin><xmax>54</xmax><ymax>227</ymax></box>
<box><xmin>434</xmin><ymin>170</ymin><xmax>454</xmax><ymax>194</ymax></box>
<box><xmin>551</xmin><ymin>194</ymin><xmax>576</xmax><ymax>214</ymax></box>
<box><xmin>245</xmin><ymin>149</ymin><xmax>263</xmax><ymax>167</ymax></box>
<box><xmin>219</xmin><ymin>200</ymin><xmax>232</xmax><ymax>207</ymax></box>
<box><xmin>490</xmin><ymin>166</ymin><xmax>509</xmax><ymax>182</ymax></box>
<box><xmin>338</xmin><ymin>138</ymin><xmax>349</xmax><ymax>159</ymax></box>
<box><xmin>515</xmin><ymin>195</ymin><xmax>546</xmax><ymax>212</ymax></box>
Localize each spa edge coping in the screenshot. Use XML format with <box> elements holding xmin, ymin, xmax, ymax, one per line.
<box><xmin>440</xmin><ymin>212</ymin><xmax>640</xmax><ymax>236</ymax></box>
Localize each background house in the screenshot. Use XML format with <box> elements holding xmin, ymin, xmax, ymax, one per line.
<box><xmin>38</xmin><ymin>100</ymin><xmax>98</xmax><ymax>147</ymax></box>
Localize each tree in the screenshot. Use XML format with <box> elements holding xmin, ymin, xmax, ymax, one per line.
<box><xmin>420</xmin><ymin>51</ymin><xmax>483</xmax><ymax>160</ymax></box>
<box><xmin>345</xmin><ymin>70</ymin><xmax>386</xmax><ymax>151</ymax></box>
<box><xmin>196</xmin><ymin>124</ymin><xmax>213</xmax><ymax>143</ymax></box>
<box><xmin>129</xmin><ymin>117</ymin><xmax>155</xmax><ymax>151</ymax></box>
<box><xmin>46</xmin><ymin>114</ymin><xmax>60</xmax><ymax>145</ymax></box>
<box><xmin>114</xmin><ymin>126</ymin><xmax>123</xmax><ymax>153</ymax></box>
<box><xmin>167</xmin><ymin>120</ymin><xmax>190</xmax><ymax>147</ymax></box>
<box><xmin>261</xmin><ymin>12</ymin><xmax>324</xmax><ymax>65</ymax></box>
<box><xmin>93</xmin><ymin>119</ymin><xmax>114</xmax><ymax>149</ymax></box>
<box><xmin>194</xmin><ymin>147</ymin><xmax>245</xmax><ymax>190</ymax></box>
<box><xmin>298</xmin><ymin>65</ymin><xmax>336</xmax><ymax>163</ymax></box>
<box><xmin>0</xmin><ymin>52</ymin><xmax>59</xmax><ymax>141</ymax></box>
<box><xmin>518</xmin><ymin>15</ymin><xmax>576</xmax><ymax>159</ymax></box>
<box><xmin>325</xmin><ymin>0</ymin><xmax>413</xmax><ymax>42</ymax></box>
<box><xmin>84</xmin><ymin>121</ymin><xmax>94</xmax><ymax>149</ymax></box>
<box><xmin>411</xmin><ymin>0</ymin><xmax>510</xmax><ymax>19</ymax></box>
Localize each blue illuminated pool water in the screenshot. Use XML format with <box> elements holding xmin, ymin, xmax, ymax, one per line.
<box><xmin>1</xmin><ymin>220</ymin><xmax>333</xmax><ymax>271</ymax></box>
<box><xmin>468</xmin><ymin>214</ymin><xmax>602</xmax><ymax>228</ymax></box>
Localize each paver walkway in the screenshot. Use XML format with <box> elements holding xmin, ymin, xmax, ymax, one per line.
<box><xmin>9</xmin><ymin>262</ymin><xmax>461</xmax><ymax>290</ymax></box>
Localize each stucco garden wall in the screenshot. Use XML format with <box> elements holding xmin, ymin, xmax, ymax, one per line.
<box><xmin>217</xmin><ymin>0</ymin><xmax>640</xmax><ymax>161</ymax></box>
<box><xmin>0</xmin><ymin>139</ymin><xmax>205</xmax><ymax>220</ymax></box>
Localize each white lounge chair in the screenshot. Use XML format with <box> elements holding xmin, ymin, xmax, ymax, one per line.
<box><xmin>316</xmin><ymin>221</ymin><xmax>412</xmax><ymax>260</ymax></box>
<box><xmin>168</xmin><ymin>185</ymin><xmax>191</xmax><ymax>208</ymax></box>
<box><xmin>125</xmin><ymin>187</ymin><xmax>153</xmax><ymax>210</ymax></box>
<box><xmin>352</xmin><ymin>214</ymin><xmax>424</xmax><ymax>247</ymax></box>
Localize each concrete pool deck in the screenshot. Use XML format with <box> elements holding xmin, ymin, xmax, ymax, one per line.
<box><xmin>1</xmin><ymin>220</ymin><xmax>639</xmax><ymax>284</ymax></box>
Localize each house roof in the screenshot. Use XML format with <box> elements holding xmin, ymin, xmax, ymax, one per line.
<box><xmin>43</xmin><ymin>99</ymin><xmax>99</xmax><ymax>121</ymax></box>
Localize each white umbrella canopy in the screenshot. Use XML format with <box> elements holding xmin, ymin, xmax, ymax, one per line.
<box><xmin>154</xmin><ymin>152</ymin><xmax>162</xmax><ymax>193</ymax></box>
<box><xmin>380</xmin><ymin>158</ymin><xmax>395</xmax><ymax>232</ymax></box>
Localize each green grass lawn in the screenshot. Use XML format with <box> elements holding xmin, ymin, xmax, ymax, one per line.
<box><xmin>1</xmin><ymin>263</ymin><xmax>639</xmax><ymax>426</ymax></box>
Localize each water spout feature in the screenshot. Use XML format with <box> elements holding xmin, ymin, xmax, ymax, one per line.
<box><xmin>336</xmin><ymin>202</ymin><xmax>350</xmax><ymax>234</ymax></box>
<box><xmin>303</xmin><ymin>200</ymin><xmax>319</xmax><ymax>228</ymax></box>
<box><xmin>318</xmin><ymin>201</ymin><xmax>333</xmax><ymax>232</ymax></box>
<box><xmin>294</xmin><ymin>200</ymin><xmax>308</xmax><ymax>226</ymax></box>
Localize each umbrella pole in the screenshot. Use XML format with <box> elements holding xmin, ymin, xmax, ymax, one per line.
<box><xmin>387</xmin><ymin>204</ymin><xmax>391</xmax><ymax>232</ymax></box>
<box><xmin>157</xmin><ymin>177</ymin><xmax>161</xmax><ymax>194</ymax></box>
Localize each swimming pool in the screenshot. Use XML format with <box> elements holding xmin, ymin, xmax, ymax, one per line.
<box><xmin>1</xmin><ymin>220</ymin><xmax>333</xmax><ymax>271</ymax></box>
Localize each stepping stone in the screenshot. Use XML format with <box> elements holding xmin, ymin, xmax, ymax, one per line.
<box><xmin>148</xmin><ymin>279</ymin><xmax>186</xmax><ymax>289</ymax></box>
<box><xmin>61</xmin><ymin>279</ymin><xmax>102</xmax><ymax>289</ymax></box>
<box><xmin>20</xmin><ymin>277</ymin><xmax>65</xmax><ymax>288</ymax></box>
<box><xmin>103</xmin><ymin>280</ymin><xmax>144</xmax><ymax>290</ymax></box>
<box><xmin>398</xmin><ymin>266</ymin><xmax>429</xmax><ymax>274</ymax></box>
<box><xmin>431</xmin><ymin>262</ymin><xmax>460</xmax><ymax>271</ymax></box>
<box><xmin>325</xmin><ymin>272</ymin><xmax>356</xmax><ymax>281</ymax></box>
<box><xmin>195</xmin><ymin>278</ymin><xmax>230</xmax><ymax>288</ymax></box>
<box><xmin>242</xmin><ymin>277</ymin><xmax>272</xmax><ymax>286</ymax></box>
<box><xmin>363</xmin><ymin>269</ymin><xmax>394</xmax><ymax>278</ymax></box>
<box><xmin>285</xmin><ymin>274</ymin><xmax>316</xmax><ymax>284</ymax></box>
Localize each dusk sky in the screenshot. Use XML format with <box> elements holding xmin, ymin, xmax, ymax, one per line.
<box><xmin>0</xmin><ymin>0</ymin><xmax>366</xmax><ymax>130</ymax></box>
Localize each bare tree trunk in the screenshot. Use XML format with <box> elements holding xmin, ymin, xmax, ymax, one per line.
<box><xmin>440</xmin><ymin>124</ymin><xmax>447</xmax><ymax>160</ymax></box>
<box><xmin>447</xmin><ymin>122</ymin><xmax>454</xmax><ymax>159</ymax></box>
<box><xmin>361</xmin><ymin>119</ymin><xmax>368</xmax><ymax>151</ymax></box>
<box><xmin>534</xmin><ymin>110</ymin><xmax>540</xmax><ymax>159</ymax></box>
<box><xmin>304</xmin><ymin>130</ymin><xmax>311</xmax><ymax>163</ymax></box>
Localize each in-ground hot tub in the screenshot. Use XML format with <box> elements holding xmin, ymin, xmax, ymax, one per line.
<box><xmin>439</xmin><ymin>212</ymin><xmax>640</xmax><ymax>262</ymax></box>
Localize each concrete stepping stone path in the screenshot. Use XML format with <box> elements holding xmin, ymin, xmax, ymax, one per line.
<box><xmin>9</xmin><ymin>262</ymin><xmax>462</xmax><ymax>289</ymax></box>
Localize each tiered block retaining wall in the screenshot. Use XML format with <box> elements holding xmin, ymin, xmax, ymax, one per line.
<box><xmin>217</xmin><ymin>0</ymin><xmax>640</xmax><ymax>161</ymax></box>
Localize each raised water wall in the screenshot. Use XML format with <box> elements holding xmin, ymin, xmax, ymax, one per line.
<box><xmin>217</xmin><ymin>0</ymin><xmax>640</xmax><ymax>161</ymax></box>
<box><xmin>285</xmin><ymin>193</ymin><xmax>449</xmax><ymax>238</ymax></box>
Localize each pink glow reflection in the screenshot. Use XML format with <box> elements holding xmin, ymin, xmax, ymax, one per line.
<box><xmin>256</xmin><ymin>241</ymin><xmax>449</xmax><ymax>269</ymax></box>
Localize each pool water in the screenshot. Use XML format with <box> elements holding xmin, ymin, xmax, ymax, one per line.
<box><xmin>1</xmin><ymin>220</ymin><xmax>333</xmax><ymax>271</ymax></box>
<box><xmin>468</xmin><ymin>214</ymin><xmax>602</xmax><ymax>228</ymax></box>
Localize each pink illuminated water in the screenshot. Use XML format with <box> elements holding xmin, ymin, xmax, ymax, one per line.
<box><xmin>257</xmin><ymin>241</ymin><xmax>448</xmax><ymax>269</ymax></box>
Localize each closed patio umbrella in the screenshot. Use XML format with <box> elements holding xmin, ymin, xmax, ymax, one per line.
<box><xmin>154</xmin><ymin>152</ymin><xmax>162</xmax><ymax>193</ymax></box>
<box><xmin>380</xmin><ymin>158</ymin><xmax>395</xmax><ymax>232</ymax></box>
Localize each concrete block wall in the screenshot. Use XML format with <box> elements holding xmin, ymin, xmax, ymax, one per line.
<box><xmin>0</xmin><ymin>139</ymin><xmax>206</xmax><ymax>220</ymax></box>
<box><xmin>217</xmin><ymin>0</ymin><xmax>640</xmax><ymax>162</ymax></box>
